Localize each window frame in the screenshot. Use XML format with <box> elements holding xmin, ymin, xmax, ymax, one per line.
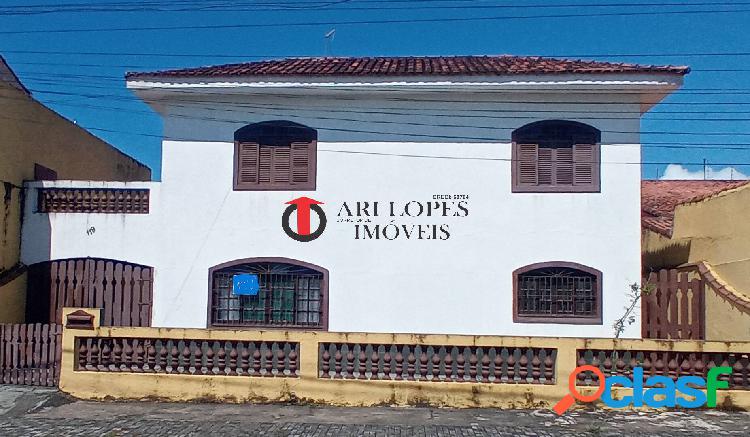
<box><xmin>206</xmin><ymin>257</ymin><xmax>329</xmax><ymax>331</ymax></box>
<box><xmin>511</xmin><ymin>120</ymin><xmax>601</xmax><ymax>193</ymax></box>
<box><xmin>512</xmin><ymin>261</ymin><xmax>603</xmax><ymax>325</ymax></box>
<box><xmin>232</xmin><ymin>121</ymin><xmax>317</xmax><ymax>191</ymax></box>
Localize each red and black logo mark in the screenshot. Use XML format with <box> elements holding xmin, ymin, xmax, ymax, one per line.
<box><xmin>282</xmin><ymin>197</ymin><xmax>326</xmax><ymax>242</ymax></box>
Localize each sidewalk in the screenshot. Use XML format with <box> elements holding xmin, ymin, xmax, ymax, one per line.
<box><xmin>1</xmin><ymin>386</ymin><xmax>749</xmax><ymax>436</ymax></box>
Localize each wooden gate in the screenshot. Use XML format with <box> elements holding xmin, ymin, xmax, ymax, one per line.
<box><xmin>0</xmin><ymin>323</ymin><xmax>61</xmax><ymax>386</ymax></box>
<box><xmin>642</xmin><ymin>267</ymin><xmax>705</xmax><ymax>340</ymax></box>
<box><xmin>26</xmin><ymin>258</ymin><xmax>153</xmax><ymax>327</ymax></box>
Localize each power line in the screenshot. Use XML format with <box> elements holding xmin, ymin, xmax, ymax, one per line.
<box><xmin>0</xmin><ymin>0</ymin><xmax>747</xmax><ymax>11</ymax></box>
<box><xmin>19</xmin><ymin>69</ymin><xmax>750</xmax><ymax>92</ymax></box>
<box><xmin>16</xmin><ymin>59</ymin><xmax>750</xmax><ymax>74</ymax></box>
<box><xmin>1</xmin><ymin>0</ymin><xmax>749</xmax><ymax>15</ymax></box>
<box><xmin>24</xmin><ymin>59</ymin><xmax>750</xmax><ymax>74</ymax></box>
<box><xmin>5</xmin><ymin>74</ymin><xmax>750</xmax><ymax>152</ymax></box>
<box><xmin>315</xmin><ymin>148</ymin><xmax>750</xmax><ymax>165</ymax></box>
<box><xmin>5</xmin><ymin>48</ymin><xmax>750</xmax><ymax>59</ymax></box>
<box><xmin>12</xmin><ymin>88</ymin><xmax>750</xmax><ymax>120</ymax></box>
<box><xmin>3</xmin><ymin>108</ymin><xmax>750</xmax><ymax>166</ymax></box>
<box><xmin>11</xmin><ymin>93</ymin><xmax>750</xmax><ymax>140</ymax></box>
<box><xmin>3</xmin><ymin>7</ymin><xmax>750</xmax><ymax>34</ymax></box>
<box><xmin>18</xmin><ymin>80</ymin><xmax>750</xmax><ymax>109</ymax></box>
<box><xmin>38</xmin><ymin>96</ymin><xmax>750</xmax><ymax>123</ymax></box>
<box><xmin>5</xmin><ymin>91</ymin><xmax>750</xmax><ymax>149</ymax></box>
<box><xmin>22</xmin><ymin>81</ymin><xmax>750</xmax><ymax>105</ymax></box>
<box><xmin>0</xmin><ymin>1</ymin><xmax>749</xmax><ymax>16</ymax></box>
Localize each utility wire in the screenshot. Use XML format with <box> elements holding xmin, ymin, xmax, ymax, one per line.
<box><xmin>7</xmin><ymin>91</ymin><xmax>750</xmax><ymax>140</ymax></box>
<box><xmin>18</xmin><ymin>70</ymin><xmax>750</xmax><ymax>92</ymax></box>
<box><xmin>1</xmin><ymin>0</ymin><xmax>749</xmax><ymax>14</ymax></box>
<box><xmin>3</xmin><ymin>7</ymin><xmax>750</xmax><ymax>34</ymax></box>
<box><xmin>4</xmin><ymin>108</ymin><xmax>750</xmax><ymax>166</ymax></box>
<box><xmin>5</xmin><ymin>48</ymin><xmax>750</xmax><ymax>59</ymax></box>
<box><xmin>22</xmin><ymin>81</ymin><xmax>750</xmax><ymax>105</ymax></box>
<box><xmin>11</xmin><ymin>89</ymin><xmax>750</xmax><ymax>120</ymax></box>
<box><xmin>34</xmin><ymin>97</ymin><xmax>750</xmax><ymax>124</ymax></box>
<box><xmin>4</xmin><ymin>97</ymin><xmax>750</xmax><ymax>150</ymax></box>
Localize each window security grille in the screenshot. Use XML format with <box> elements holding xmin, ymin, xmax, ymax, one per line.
<box><xmin>513</xmin><ymin>263</ymin><xmax>602</xmax><ymax>324</ymax></box>
<box><xmin>211</xmin><ymin>262</ymin><xmax>324</xmax><ymax>329</ymax></box>
<box><xmin>517</xmin><ymin>268</ymin><xmax>597</xmax><ymax>317</ymax></box>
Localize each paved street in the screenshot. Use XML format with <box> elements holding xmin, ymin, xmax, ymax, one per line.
<box><xmin>1</xmin><ymin>386</ymin><xmax>749</xmax><ymax>436</ymax></box>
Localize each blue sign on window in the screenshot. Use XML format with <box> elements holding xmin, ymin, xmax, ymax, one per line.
<box><xmin>232</xmin><ymin>274</ymin><xmax>259</xmax><ymax>296</ymax></box>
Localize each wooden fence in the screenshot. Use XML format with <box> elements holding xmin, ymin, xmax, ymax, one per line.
<box><xmin>642</xmin><ymin>267</ymin><xmax>706</xmax><ymax>340</ymax></box>
<box><xmin>0</xmin><ymin>323</ymin><xmax>61</xmax><ymax>387</ymax></box>
<box><xmin>26</xmin><ymin>258</ymin><xmax>153</xmax><ymax>327</ymax></box>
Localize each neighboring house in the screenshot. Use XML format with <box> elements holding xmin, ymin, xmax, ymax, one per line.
<box><xmin>642</xmin><ymin>180</ymin><xmax>750</xmax><ymax>340</ymax></box>
<box><xmin>21</xmin><ymin>55</ymin><xmax>688</xmax><ymax>338</ymax></box>
<box><xmin>0</xmin><ymin>55</ymin><xmax>151</xmax><ymax>323</ymax></box>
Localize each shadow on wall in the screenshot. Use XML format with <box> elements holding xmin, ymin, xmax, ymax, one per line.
<box><xmin>19</xmin><ymin>186</ymin><xmax>52</xmax><ymax>323</ymax></box>
<box><xmin>0</xmin><ymin>183</ymin><xmax>52</xmax><ymax>322</ymax></box>
<box><xmin>643</xmin><ymin>241</ymin><xmax>691</xmax><ymax>272</ymax></box>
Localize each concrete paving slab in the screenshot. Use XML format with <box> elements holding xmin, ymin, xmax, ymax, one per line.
<box><xmin>1</xmin><ymin>386</ymin><xmax>749</xmax><ymax>436</ymax></box>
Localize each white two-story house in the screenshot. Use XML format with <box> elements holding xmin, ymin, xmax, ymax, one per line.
<box><xmin>21</xmin><ymin>55</ymin><xmax>688</xmax><ymax>338</ymax></box>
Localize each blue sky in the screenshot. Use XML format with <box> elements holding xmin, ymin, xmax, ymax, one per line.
<box><xmin>1</xmin><ymin>0</ymin><xmax>749</xmax><ymax>181</ymax></box>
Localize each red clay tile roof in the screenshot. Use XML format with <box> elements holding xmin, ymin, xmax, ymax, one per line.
<box><xmin>642</xmin><ymin>180</ymin><xmax>749</xmax><ymax>237</ymax></box>
<box><xmin>126</xmin><ymin>55</ymin><xmax>690</xmax><ymax>79</ymax></box>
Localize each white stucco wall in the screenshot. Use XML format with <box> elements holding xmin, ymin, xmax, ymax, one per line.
<box><xmin>21</xmin><ymin>89</ymin><xmax>645</xmax><ymax>338</ymax></box>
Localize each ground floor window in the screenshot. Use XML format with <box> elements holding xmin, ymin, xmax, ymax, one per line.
<box><xmin>513</xmin><ymin>262</ymin><xmax>602</xmax><ymax>324</ymax></box>
<box><xmin>209</xmin><ymin>258</ymin><xmax>328</xmax><ymax>329</ymax></box>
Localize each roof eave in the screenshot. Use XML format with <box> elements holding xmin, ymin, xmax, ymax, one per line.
<box><xmin>126</xmin><ymin>72</ymin><xmax>684</xmax><ymax>92</ymax></box>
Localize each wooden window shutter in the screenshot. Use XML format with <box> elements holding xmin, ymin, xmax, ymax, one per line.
<box><xmin>517</xmin><ymin>144</ymin><xmax>538</xmax><ymax>185</ymax></box>
<box><xmin>258</xmin><ymin>146</ymin><xmax>273</xmax><ymax>183</ymax></box>
<box><xmin>236</xmin><ymin>142</ymin><xmax>260</xmax><ymax>187</ymax></box>
<box><xmin>573</xmin><ymin>144</ymin><xmax>596</xmax><ymax>187</ymax></box>
<box><xmin>291</xmin><ymin>142</ymin><xmax>310</xmax><ymax>184</ymax></box>
<box><xmin>511</xmin><ymin>121</ymin><xmax>600</xmax><ymax>193</ymax></box>
<box><xmin>272</xmin><ymin>147</ymin><xmax>291</xmax><ymax>184</ymax></box>
<box><xmin>537</xmin><ymin>148</ymin><xmax>553</xmax><ymax>185</ymax></box>
<box><xmin>555</xmin><ymin>147</ymin><xmax>574</xmax><ymax>185</ymax></box>
<box><xmin>233</xmin><ymin>136</ymin><xmax>316</xmax><ymax>190</ymax></box>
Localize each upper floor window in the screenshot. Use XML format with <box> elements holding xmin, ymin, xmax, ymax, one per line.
<box><xmin>209</xmin><ymin>258</ymin><xmax>328</xmax><ymax>330</ymax></box>
<box><xmin>233</xmin><ymin>120</ymin><xmax>317</xmax><ymax>191</ymax></box>
<box><xmin>511</xmin><ymin>120</ymin><xmax>600</xmax><ymax>193</ymax></box>
<box><xmin>513</xmin><ymin>262</ymin><xmax>602</xmax><ymax>324</ymax></box>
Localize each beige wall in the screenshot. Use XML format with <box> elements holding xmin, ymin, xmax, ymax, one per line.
<box><xmin>706</xmin><ymin>288</ymin><xmax>750</xmax><ymax>341</ymax></box>
<box><xmin>642</xmin><ymin>185</ymin><xmax>750</xmax><ymax>340</ymax></box>
<box><xmin>0</xmin><ymin>83</ymin><xmax>151</xmax><ymax>322</ymax></box>
<box><xmin>672</xmin><ymin>186</ymin><xmax>750</xmax><ymax>296</ymax></box>
<box><xmin>642</xmin><ymin>185</ymin><xmax>750</xmax><ymax>296</ymax></box>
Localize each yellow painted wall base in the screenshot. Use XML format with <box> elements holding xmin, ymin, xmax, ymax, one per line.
<box><xmin>59</xmin><ymin>308</ymin><xmax>750</xmax><ymax>411</ymax></box>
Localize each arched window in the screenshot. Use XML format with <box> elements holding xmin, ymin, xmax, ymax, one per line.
<box><xmin>513</xmin><ymin>262</ymin><xmax>602</xmax><ymax>324</ymax></box>
<box><xmin>233</xmin><ymin>120</ymin><xmax>317</xmax><ymax>191</ymax></box>
<box><xmin>208</xmin><ymin>258</ymin><xmax>328</xmax><ymax>330</ymax></box>
<box><xmin>511</xmin><ymin>120</ymin><xmax>601</xmax><ymax>193</ymax></box>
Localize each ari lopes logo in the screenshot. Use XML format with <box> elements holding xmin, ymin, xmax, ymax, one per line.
<box><xmin>282</xmin><ymin>197</ymin><xmax>326</xmax><ymax>242</ymax></box>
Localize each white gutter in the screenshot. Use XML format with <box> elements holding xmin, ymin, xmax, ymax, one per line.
<box><xmin>126</xmin><ymin>73</ymin><xmax>682</xmax><ymax>92</ymax></box>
